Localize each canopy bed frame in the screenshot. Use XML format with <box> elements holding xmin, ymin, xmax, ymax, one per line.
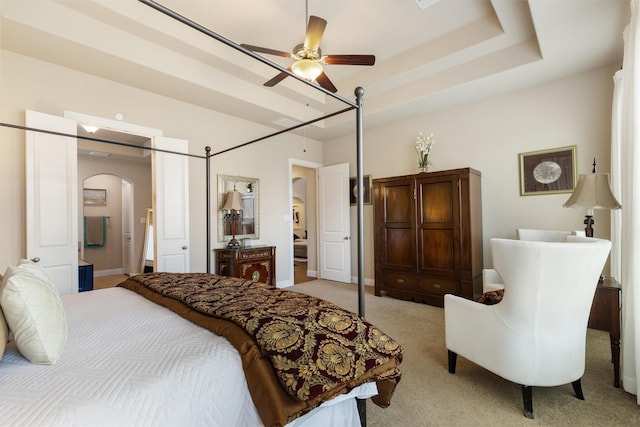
<box><xmin>1</xmin><ymin>0</ymin><xmax>373</xmax><ymax>424</ymax></box>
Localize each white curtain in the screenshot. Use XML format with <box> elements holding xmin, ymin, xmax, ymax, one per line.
<box><xmin>613</xmin><ymin>0</ymin><xmax>640</xmax><ymax>403</ymax></box>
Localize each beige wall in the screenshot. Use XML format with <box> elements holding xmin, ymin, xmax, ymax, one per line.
<box><xmin>82</xmin><ymin>174</ymin><xmax>123</xmax><ymax>272</ymax></box>
<box><xmin>1</xmin><ymin>47</ymin><xmax>618</xmax><ymax>286</ymax></box>
<box><xmin>0</xmin><ymin>50</ymin><xmax>324</xmax><ymax>286</ymax></box>
<box><xmin>324</xmin><ymin>64</ymin><xmax>619</xmax><ymax>282</ymax></box>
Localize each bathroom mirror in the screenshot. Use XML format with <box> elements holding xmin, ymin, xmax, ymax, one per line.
<box><xmin>218</xmin><ymin>175</ymin><xmax>259</xmax><ymax>243</ymax></box>
<box><xmin>140</xmin><ymin>208</ymin><xmax>154</xmax><ymax>273</ymax></box>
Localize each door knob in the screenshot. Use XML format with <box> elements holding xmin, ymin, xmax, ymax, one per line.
<box><xmin>182</xmin><ymin>246</ymin><xmax>188</xmax><ymax>250</ymax></box>
<box><xmin>343</xmin><ymin>236</ymin><xmax>351</xmax><ymax>240</ymax></box>
<box><xmin>30</xmin><ymin>257</ymin><xmax>40</xmax><ymax>263</ymax></box>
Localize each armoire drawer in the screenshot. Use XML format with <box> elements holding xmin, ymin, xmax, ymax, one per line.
<box><xmin>381</xmin><ymin>272</ymin><xmax>417</xmax><ymax>290</ymax></box>
<box><xmin>417</xmin><ymin>277</ymin><xmax>458</xmax><ymax>296</ymax></box>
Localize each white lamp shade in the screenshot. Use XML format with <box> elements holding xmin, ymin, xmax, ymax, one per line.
<box><xmin>563</xmin><ymin>173</ymin><xmax>621</xmax><ymax>210</ymax></box>
<box><xmin>222</xmin><ymin>191</ymin><xmax>245</xmax><ymax>211</ymax></box>
<box><xmin>291</xmin><ymin>59</ymin><xmax>323</xmax><ymax>81</ymax></box>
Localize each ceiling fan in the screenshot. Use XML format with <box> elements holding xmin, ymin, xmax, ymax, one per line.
<box><xmin>240</xmin><ymin>6</ymin><xmax>375</xmax><ymax>93</ymax></box>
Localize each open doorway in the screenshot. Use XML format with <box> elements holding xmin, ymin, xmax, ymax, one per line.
<box><xmin>72</xmin><ymin>112</ymin><xmax>156</xmax><ymax>289</ymax></box>
<box><xmin>78</xmin><ymin>153</ymin><xmax>152</xmax><ymax>289</ymax></box>
<box><xmin>290</xmin><ymin>162</ymin><xmax>320</xmax><ymax>284</ymax></box>
<box><xmin>81</xmin><ymin>174</ymin><xmax>133</xmax><ymax>281</ymax></box>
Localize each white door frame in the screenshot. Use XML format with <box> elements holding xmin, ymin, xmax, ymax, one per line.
<box><xmin>288</xmin><ymin>158</ymin><xmax>322</xmax><ymax>287</ymax></box>
<box><xmin>65</xmin><ymin>111</ymin><xmax>162</xmax><ymax>275</ymax></box>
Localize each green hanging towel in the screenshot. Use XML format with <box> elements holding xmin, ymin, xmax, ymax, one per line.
<box><xmin>84</xmin><ymin>216</ymin><xmax>106</xmax><ymax>247</ymax></box>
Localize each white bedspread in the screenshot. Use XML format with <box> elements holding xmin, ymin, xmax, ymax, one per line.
<box><xmin>0</xmin><ymin>287</ymin><xmax>373</xmax><ymax>427</ymax></box>
<box><xmin>0</xmin><ymin>287</ymin><xmax>262</xmax><ymax>426</ymax></box>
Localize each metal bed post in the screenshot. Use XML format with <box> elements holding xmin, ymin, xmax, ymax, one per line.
<box><xmin>205</xmin><ymin>146</ymin><xmax>212</xmax><ymax>273</ymax></box>
<box><xmin>355</xmin><ymin>86</ymin><xmax>367</xmax><ymax>426</ymax></box>
<box><xmin>355</xmin><ymin>87</ymin><xmax>365</xmax><ymax>318</ymax></box>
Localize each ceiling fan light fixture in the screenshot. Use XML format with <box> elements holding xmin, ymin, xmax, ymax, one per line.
<box><xmin>292</xmin><ymin>59</ymin><xmax>323</xmax><ymax>81</ymax></box>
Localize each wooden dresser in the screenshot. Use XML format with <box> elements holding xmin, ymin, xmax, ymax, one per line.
<box><xmin>373</xmin><ymin>168</ymin><xmax>483</xmax><ymax>307</ymax></box>
<box><xmin>215</xmin><ymin>246</ymin><xmax>276</xmax><ymax>286</ymax></box>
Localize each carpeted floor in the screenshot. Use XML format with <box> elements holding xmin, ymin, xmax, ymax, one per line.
<box><xmin>291</xmin><ymin>279</ymin><xmax>640</xmax><ymax>427</ymax></box>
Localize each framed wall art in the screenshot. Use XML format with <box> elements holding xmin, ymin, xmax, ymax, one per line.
<box><xmin>519</xmin><ymin>145</ymin><xmax>577</xmax><ymax>196</ymax></box>
<box><xmin>349</xmin><ymin>175</ymin><xmax>372</xmax><ymax>205</ymax></box>
<box><xmin>83</xmin><ymin>188</ymin><xmax>107</xmax><ymax>206</ymax></box>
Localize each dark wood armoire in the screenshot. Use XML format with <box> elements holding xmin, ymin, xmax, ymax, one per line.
<box><xmin>373</xmin><ymin>168</ymin><xmax>483</xmax><ymax>307</ymax></box>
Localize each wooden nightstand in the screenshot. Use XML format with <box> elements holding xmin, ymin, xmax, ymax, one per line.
<box><xmin>215</xmin><ymin>246</ymin><xmax>276</xmax><ymax>286</ymax></box>
<box><xmin>588</xmin><ymin>277</ymin><xmax>621</xmax><ymax>388</ymax></box>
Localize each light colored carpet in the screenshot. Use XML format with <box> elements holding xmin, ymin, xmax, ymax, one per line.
<box><xmin>290</xmin><ymin>280</ymin><xmax>640</xmax><ymax>426</ymax></box>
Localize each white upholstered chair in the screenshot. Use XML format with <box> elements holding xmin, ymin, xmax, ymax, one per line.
<box><xmin>445</xmin><ymin>237</ymin><xmax>611</xmax><ymax>418</ymax></box>
<box><xmin>516</xmin><ymin>228</ymin><xmax>584</xmax><ymax>242</ymax></box>
<box><xmin>481</xmin><ymin>229</ymin><xmax>586</xmax><ymax>293</ymax></box>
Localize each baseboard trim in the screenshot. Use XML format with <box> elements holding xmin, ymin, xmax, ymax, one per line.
<box><xmin>94</xmin><ymin>268</ymin><xmax>124</xmax><ymax>277</ymax></box>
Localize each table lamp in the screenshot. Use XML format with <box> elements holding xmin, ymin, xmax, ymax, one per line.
<box><xmin>563</xmin><ymin>159</ymin><xmax>621</xmax><ymax>237</ymax></box>
<box><xmin>223</xmin><ymin>189</ymin><xmax>245</xmax><ymax>248</ymax></box>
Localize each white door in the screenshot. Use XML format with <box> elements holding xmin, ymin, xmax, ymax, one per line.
<box><xmin>25</xmin><ymin>110</ymin><xmax>78</xmax><ymax>294</ymax></box>
<box><xmin>121</xmin><ymin>180</ymin><xmax>133</xmax><ymax>275</ymax></box>
<box><xmin>153</xmin><ymin>136</ymin><xmax>190</xmax><ymax>273</ymax></box>
<box><xmin>318</xmin><ymin>163</ymin><xmax>351</xmax><ymax>283</ymax></box>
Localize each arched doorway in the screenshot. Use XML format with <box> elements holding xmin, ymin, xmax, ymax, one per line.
<box><xmin>81</xmin><ymin>174</ymin><xmax>134</xmax><ymax>283</ymax></box>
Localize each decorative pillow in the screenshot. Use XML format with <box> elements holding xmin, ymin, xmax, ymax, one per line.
<box><xmin>17</xmin><ymin>259</ymin><xmax>57</xmax><ymax>284</ymax></box>
<box><xmin>477</xmin><ymin>289</ymin><xmax>504</xmax><ymax>305</ymax></box>
<box><xmin>0</xmin><ymin>265</ymin><xmax>67</xmax><ymax>364</ymax></box>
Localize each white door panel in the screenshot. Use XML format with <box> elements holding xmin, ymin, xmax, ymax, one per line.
<box><xmin>25</xmin><ymin>110</ymin><xmax>78</xmax><ymax>294</ymax></box>
<box><xmin>318</xmin><ymin>163</ymin><xmax>350</xmax><ymax>283</ymax></box>
<box><xmin>153</xmin><ymin>136</ymin><xmax>190</xmax><ymax>273</ymax></box>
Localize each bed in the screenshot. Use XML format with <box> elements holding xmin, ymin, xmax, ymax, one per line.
<box><xmin>293</xmin><ymin>238</ymin><xmax>308</xmax><ymax>259</ymax></box>
<box><xmin>0</xmin><ymin>267</ymin><xmax>402</xmax><ymax>427</ymax></box>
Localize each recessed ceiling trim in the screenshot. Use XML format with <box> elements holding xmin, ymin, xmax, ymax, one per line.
<box><xmin>414</xmin><ymin>0</ymin><xmax>441</xmax><ymax>11</ymax></box>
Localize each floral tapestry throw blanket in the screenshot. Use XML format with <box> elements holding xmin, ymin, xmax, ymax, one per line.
<box><xmin>119</xmin><ymin>273</ymin><xmax>403</xmax><ymax>426</ymax></box>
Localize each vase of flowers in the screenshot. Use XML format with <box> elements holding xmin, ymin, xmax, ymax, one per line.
<box><xmin>415</xmin><ymin>132</ymin><xmax>435</xmax><ymax>173</ymax></box>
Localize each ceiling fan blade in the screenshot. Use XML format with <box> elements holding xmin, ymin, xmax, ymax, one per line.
<box><xmin>304</xmin><ymin>15</ymin><xmax>327</xmax><ymax>52</ymax></box>
<box><xmin>316</xmin><ymin>72</ymin><xmax>337</xmax><ymax>93</ymax></box>
<box><xmin>240</xmin><ymin>44</ymin><xmax>291</xmax><ymax>58</ymax></box>
<box><xmin>264</xmin><ymin>69</ymin><xmax>291</xmax><ymax>87</ymax></box>
<box><xmin>325</xmin><ymin>54</ymin><xmax>376</xmax><ymax>66</ymax></box>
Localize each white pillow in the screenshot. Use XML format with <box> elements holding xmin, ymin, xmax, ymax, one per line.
<box><xmin>0</xmin><ymin>265</ymin><xmax>68</xmax><ymax>364</ymax></box>
<box><xmin>18</xmin><ymin>259</ymin><xmax>55</xmax><ymax>284</ymax></box>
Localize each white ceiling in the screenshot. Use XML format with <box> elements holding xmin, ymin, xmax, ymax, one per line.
<box><xmin>1</xmin><ymin>0</ymin><xmax>630</xmax><ymax>142</ymax></box>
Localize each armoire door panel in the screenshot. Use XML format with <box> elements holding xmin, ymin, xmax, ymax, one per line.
<box><xmin>419</xmin><ymin>229</ymin><xmax>456</xmax><ymax>271</ymax></box>
<box><xmin>384</xmin><ymin>184</ymin><xmax>414</xmax><ymax>223</ymax></box>
<box><xmin>385</xmin><ymin>228</ymin><xmax>415</xmax><ymax>268</ymax></box>
<box><xmin>418</xmin><ymin>180</ymin><xmax>454</xmax><ymax>224</ymax></box>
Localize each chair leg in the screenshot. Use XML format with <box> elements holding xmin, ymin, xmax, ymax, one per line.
<box><xmin>447</xmin><ymin>350</ymin><xmax>457</xmax><ymax>374</ymax></box>
<box><xmin>572</xmin><ymin>379</ymin><xmax>585</xmax><ymax>400</ymax></box>
<box><xmin>521</xmin><ymin>385</ymin><xmax>534</xmax><ymax>419</ymax></box>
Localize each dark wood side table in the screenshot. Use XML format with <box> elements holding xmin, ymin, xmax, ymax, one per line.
<box><xmin>215</xmin><ymin>246</ymin><xmax>276</xmax><ymax>286</ymax></box>
<box><xmin>588</xmin><ymin>277</ymin><xmax>621</xmax><ymax>388</ymax></box>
